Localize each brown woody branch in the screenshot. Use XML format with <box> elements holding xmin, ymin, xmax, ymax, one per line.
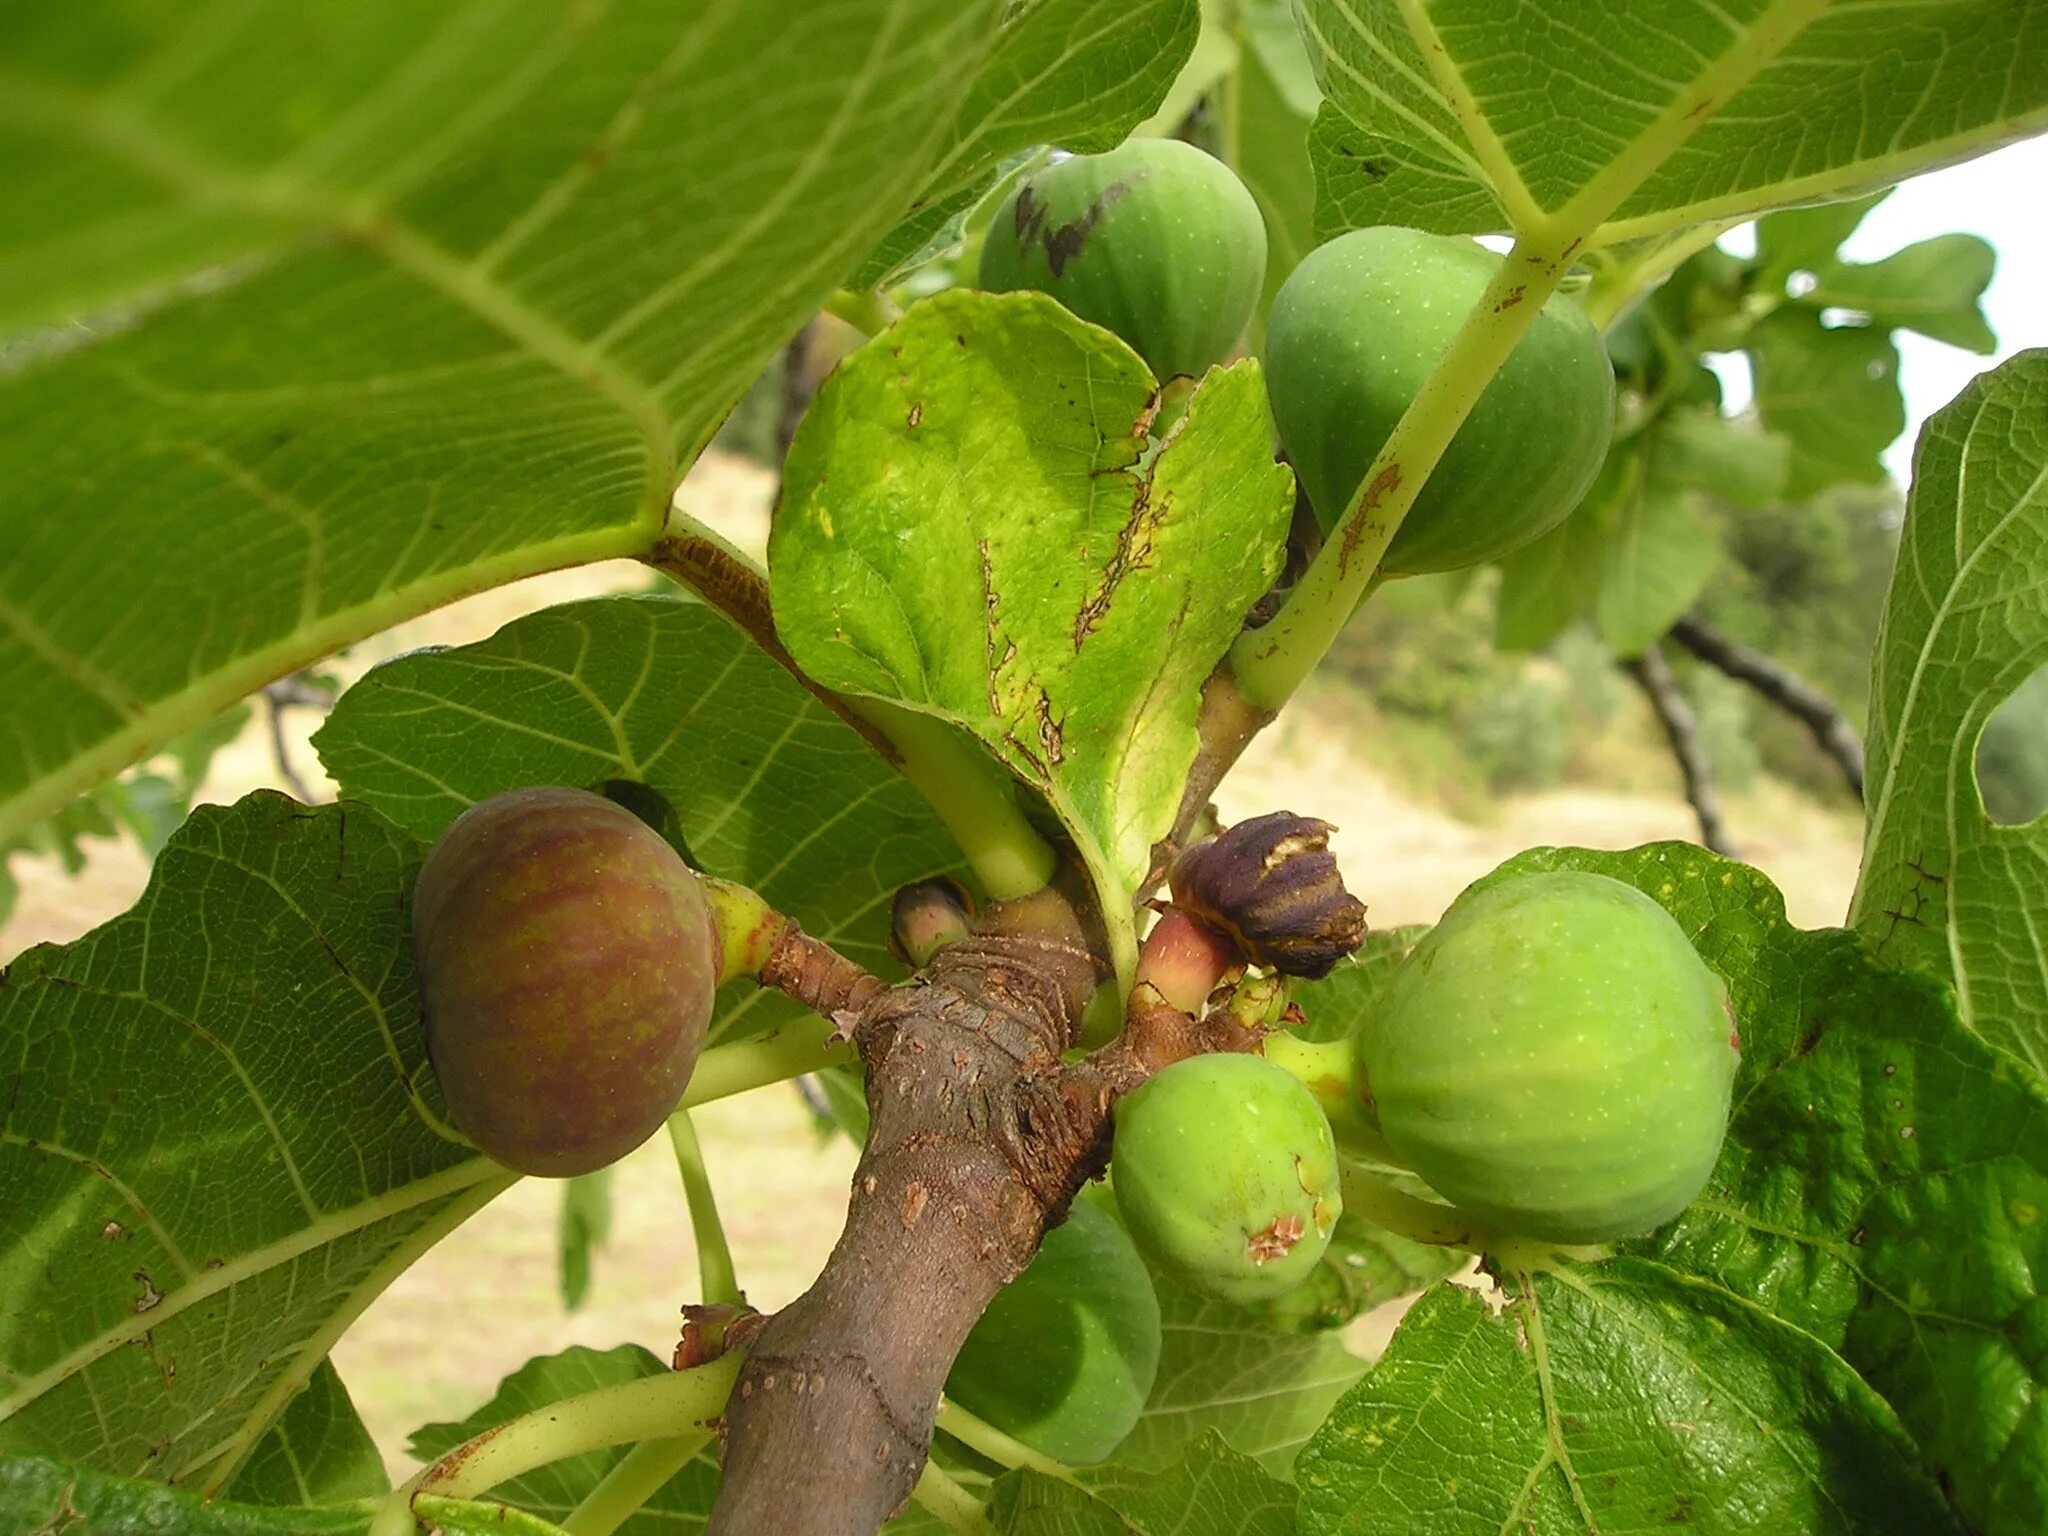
<box><xmin>1667</xmin><ymin>613</ymin><xmax>1865</xmax><ymax>801</ymax></box>
<box><xmin>703</xmin><ymin>891</ymin><xmax>1259</xmax><ymax>1536</ymax></box>
<box><xmin>1625</xmin><ymin>643</ymin><xmax>1737</xmax><ymax>857</ymax></box>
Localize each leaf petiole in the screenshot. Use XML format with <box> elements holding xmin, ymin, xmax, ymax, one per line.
<box><xmin>908</xmin><ymin>1456</ymin><xmax>1000</xmax><ymax>1536</ymax></box>
<box><xmin>559</xmin><ymin>1433</ymin><xmax>711</xmax><ymax>1536</ymax></box>
<box><xmin>934</xmin><ymin>1398</ymin><xmax>1080</xmax><ymax>1483</ymax></box>
<box><xmin>1337</xmin><ymin>1158</ymin><xmax>1488</xmax><ymax>1251</ymax></box>
<box><xmin>374</xmin><ymin>1353</ymin><xmax>744</xmax><ymax>1534</ymax></box>
<box><xmin>1230</xmin><ymin>232</ymin><xmax>1577</xmax><ymax>711</ymax></box>
<box><xmin>668</xmin><ymin>1110</ymin><xmax>741</xmax><ymax>1306</ymax></box>
<box><xmin>682</xmin><ymin>1017</ymin><xmax>855</xmax><ymax>1106</ymax></box>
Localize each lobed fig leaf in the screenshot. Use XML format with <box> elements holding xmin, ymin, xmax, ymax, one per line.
<box><xmin>945</xmin><ymin>1194</ymin><xmax>1161</xmax><ymax>1465</ymax></box>
<box><xmin>1112</xmin><ymin>1053</ymin><xmax>1340</xmax><ymax>1303</ymax></box>
<box><xmin>1360</xmin><ymin>869</ymin><xmax>1739</xmax><ymax>1244</ymax></box>
<box><xmin>979</xmin><ymin>138</ymin><xmax>1267</xmax><ymax>382</ymax></box>
<box><xmin>412</xmin><ymin>786</ymin><xmax>718</xmax><ymax>1177</ymax></box>
<box><xmin>1264</xmin><ymin>226</ymin><xmax>1614</xmax><ymax>575</ymax></box>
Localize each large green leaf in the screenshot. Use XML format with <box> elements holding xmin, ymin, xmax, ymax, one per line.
<box><xmin>1851</xmin><ymin>352</ymin><xmax>2048</xmax><ymax>1073</ymax></box>
<box><xmin>0</xmin><ymin>0</ymin><xmax>1018</xmax><ymax>845</ymax></box>
<box><xmin>1295</xmin><ymin>1265</ymin><xmax>1959</xmax><ymax>1535</ymax></box>
<box><xmin>1748</xmin><ymin>307</ymin><xmax>1904</xmax><ymax>496</ymax></box>
<box><xmin>991</xmin><ymin>1432</ymin><xmax>1294</xmax><ymax>1536</ymax></box>
<box><xmin>313</xmin><ymin>594</ymin><xmax>964</xmax><ymax>1043</ymax></box>
<box><xmin>770</xmin><ymin>290</ymin><xmax>1292</xmax><ymax>974</ymax></box>
<box><xmin>223</xmin><ymin>1362</ymin><xmax>387</xmax><ymax>1508</ymax></box>
<box><xmin>853</xmin><ymin>0</ymin><xmax>1202</xmax><ymax>286</ymax></box>
<box><xmin>1117</xmin><ymin>1283</ymin><xmax>1364</xmax><ymax>1480</ymax></box>
<box><xmin>0</xmin><ymin>1454</ymin><xmax>558</xmax><ymax>1536</ymax></box>
<box><xmin>0</xmin><ymin>795</ymin><xmax>505</xmax><ymax>1491</ymax></box>
<box><xmin>1301</xmin><ymin>0</ymin><xmax>2048</xmax><ymax>248</ymax></box>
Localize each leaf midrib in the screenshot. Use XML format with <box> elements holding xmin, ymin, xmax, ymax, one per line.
<box><xmin>0</xmin><ymin>1157</ymin><xmax>502</xmax><ymax>1426</ymax></box>
<box><xmin>0</xmin><ymin>69</ymin><xmax>692</xmax><ymax>845</ymax></box>
<box><xmin>0</xmin><ymin>67</ymin><xmax>678</xmax><ymax>466</ymax></box>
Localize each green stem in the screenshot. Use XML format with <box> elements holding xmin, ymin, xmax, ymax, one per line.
<box><xmin>1258</xmin><ymin>1033</ymin><xmax>1397</xmax><ymax>1160</ymax></box>
<box><xmin>1230</xmin><ymin>232</ymin><xmax>1578</xmax><ymax>710</ymax></box>
<box><xmin>1581</xmin><ymin>218</ymin><xmax>1742</xmax><ymax>332</ymax></box>
<box><xmin>643</xmin><ymin>510</ymin><xmax>1058</xmax><ymax>903</ymax></box>
<box><xmin>822</xmin><ymin>288</ymin><xmax>901</xmax><ymax>338</ymax></box>
<box><xmin>859</xmin><ymin>699</ymin><xmax>1059</xmax><ymax>900</ymax></box>
<box><xmin>668</xmin><ymin>1110</ymin><xmax>741</xmax><ymax>1305</ymax></box>
<box><xmin>700</xmin><ymin>876</ymin><xmax>782</xmax><ymax>985</ymax></box>
<box><xmin>682</xmin><ymin>1016</ymin><xmax>853</xmax><ymax>1107</ymax></box>
<box><xmin>380</xmin><ymin>1353</ymin><xmax>743</xmax><ymax>1527</ymax></box>
<box><xmin>1338</xmin><ymin>1159</ymin><xmax>1487</xmax><ymax>1250</ymax></box>
<box><xmin>559</xmin><ymin>1434</ymin><xmax>709</xmax><ymax>1536</ymax></box>
<box><xmin>935</xmin><ymin>1400</ymin><xmax>1079</xmax><ymax>1483</ymax></box>
<box><xmin>909</xmin><ymin>1457</ymin><xmax>999</xmax><ymax>1536</ymax></box>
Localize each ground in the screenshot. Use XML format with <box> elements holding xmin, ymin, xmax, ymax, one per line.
<box><xmin>0</xmin><ymin>449</ymin><xmax>1865</xmax><ymax>1474</ymax></box>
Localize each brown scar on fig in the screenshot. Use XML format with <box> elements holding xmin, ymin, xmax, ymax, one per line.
<box><xmin>1245</xmin><ymin>1212</ymin><xmax>1306</xmax><ymax>1264</ymax></box>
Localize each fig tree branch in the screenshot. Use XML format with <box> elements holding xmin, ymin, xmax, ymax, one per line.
<box><xmin>703</xmin><ymin>867</ymin><xmax>1293</xmax><ymax>1536</ymax></box>
<box><xmin>1336</xmin><ymin>1159</ymin><xmax>1488</xmax><ymax>1251</ymax></box>
<box><xmin>1668</xmin><ymin>613</ymin><xmax>1865</xmax><ymax>801</ymax></box>
<box><xmin>1625</xmin><ymin>643</ymin><xmax>1737</xmax><ymax>857</ymax></box>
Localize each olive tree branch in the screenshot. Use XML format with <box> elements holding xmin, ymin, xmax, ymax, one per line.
<box><xmin>1624</xmin><ymin>643</ymin><xmax>1737</xmax><ymax>857</ymax></box>
<box><xmin>1667</xmin><ymin>613</ymin><xmax>1864</xmax><ymax>800</ymax></box>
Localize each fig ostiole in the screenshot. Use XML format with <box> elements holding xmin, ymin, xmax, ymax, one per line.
<box><xmin>978</xmin><ymin>138</ymin><xmax>1267</xmax><ymax>383</ymax></box>
<box><xmin>1111</xmin><ymin>1053</ymin><xmax>1341</xmax><ymax>1303</ymax></box>
<box><xmin>944</xmin><ymin>1194</ymin><xmax>1160</xmax><ymax>1465</ymax></box>
<box><xmin>1264</xmin><ymin>225</ymin><xmax>1614</xmax><ymax>576</ymax></box>
<box><xmin>412</xmin><ymin>786</ymin><xmax>721</xmax><ymax>1178</ymax></box>
<box><xmin>1359</xmin><ymin>869</ymin><xmax>1740</xmax><ymax>1244</ymax></box>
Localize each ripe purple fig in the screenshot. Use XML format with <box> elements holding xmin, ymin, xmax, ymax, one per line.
<box><xmin>412</xmin><ymin>786</ymin><xmax>719</xmax><ymax>1177</ymax></box>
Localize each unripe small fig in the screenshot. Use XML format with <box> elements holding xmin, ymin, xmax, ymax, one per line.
<box><xmin>1264</xmin><ymin>226</ymin><xmax>1614</xmax><ymax>575</ymax></box>
<box><xmin>1112</xmin><ymin>1053</ymin><xmax>1340</xmax><ymax>1303</ymax></box>
<box><xmin>412</xmin><ymin>786</ymin><xmax>718</xmax><ymax>1177</ymax></box>
<box><xmin>1361</xmin><ymin>870</ymin><xmax>1739</xmax><ymax>1243</ymax></box>
<box><xmin>946</xmin><ymin>1195</ymin><xmax>1160</xmax><ymax>1465</ymax></box>
<box><xmin>978</xmin><ymin>139</ymin><xmax>1266</xmax><ymax>381</ymax></box>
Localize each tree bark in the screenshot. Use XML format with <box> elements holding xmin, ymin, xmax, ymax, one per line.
<box><xmin>1667</xmin><ymin>614</ymin><xmax>1865</xmax><ymax>801</ymax></box>
<box><xmin>705</xmin><ymin>893</ymin><xmax>1249</xmax><ymax>1535</ymax></box>
<box><xmin>1625</xmin><ymin>643</ymin><xmax>1737</xmax><ymax>858</ymax></box>
<box><xmin>705</xmin><ymin>895</ymin><xmax>1107</xmax><ymax>1534</ymax></box>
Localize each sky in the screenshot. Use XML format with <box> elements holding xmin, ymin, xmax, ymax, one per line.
<box><xmin>1712</xmin><ymin>134</ymin><xmax>2048</xmax><ymax>485</ymax></box>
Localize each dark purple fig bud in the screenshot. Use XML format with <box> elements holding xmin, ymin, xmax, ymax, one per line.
<box><xmin>412</xmin><ymin>786</ymin><xmax>718</xmax><ymax>1177</ymax></box>
<box><xmin>1167</xmin><ymin>811</ymin><xmax>1366</xmax><ymax>980</ymax></box>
